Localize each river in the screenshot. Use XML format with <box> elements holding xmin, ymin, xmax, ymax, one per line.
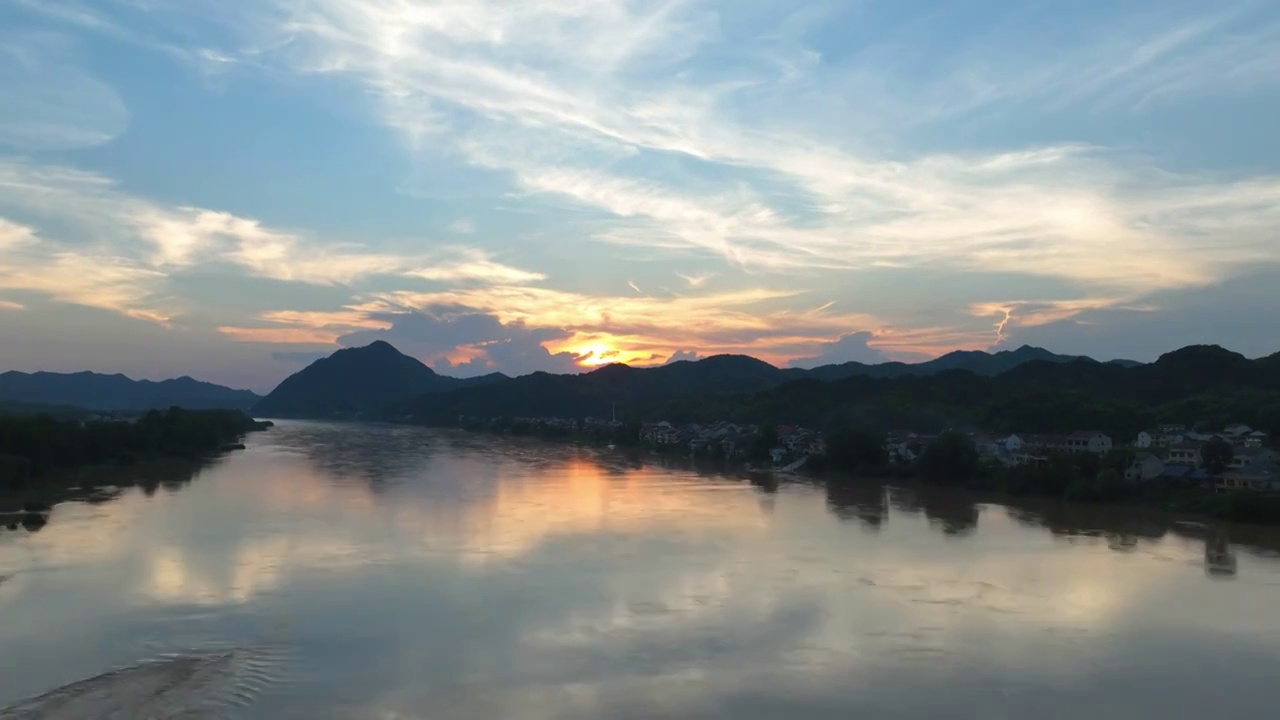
<box><xmin>2</xmin><ymin>421</ymin><xmax>1279</xmax><ymax>718</ymax></box>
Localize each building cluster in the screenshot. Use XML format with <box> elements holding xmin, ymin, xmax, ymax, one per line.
<box><xmin>510</xmin><ymin>414</ymin><xmax>1275</xmax><ymax>494</ymax></box>
<box><xmin>639</xmin><ymin>421</ymin><xmax>825</xmax><ymax>462</ymax></box>
<box><xmin>511</xmin><ymin>416</ymin><xmax>582</xmax><ymax>432</ymax></box>
<box><xmin>1125</xmin><ymin>424</ymin><xmax>1277</xmax><ymax>493</ymax></box>
<box><xmin>884</xmin><ymin>423</ymin><xmax>1276</xmax><ymax>493</ymax></box>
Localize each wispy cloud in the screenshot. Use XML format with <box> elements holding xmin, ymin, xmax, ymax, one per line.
<box><xmin>0</xmin><ymin>31</ymin><xmax>130</xmax><ymax>150</ymax></box>
<box><xmin>969</xmin><ymin>298</ymin><xmax>1157</xmax><ymax>346</ymax></box>
<box><xmin>0</xmin><ymin>218</ymin><xmax>36</xmax><ymax>249</ymax></box>
<box><xmin>0</xmin><ymin>214</ymin><xmax>173</xmax><ymax>322</ymax></box>
<box><xmin>675</xmin><ymin>271</ymin><xmax>714</xmax><ymax>288</ymax></box>
<box><xmin>0</xmin><ymin>160</ymin><xmax>547</xmax><ymax>323</ymax></box>
<box><xmin>448</xmin><ymin>218</ymin><xmax>476</xmax><ymax>234</ymax></box>
<box><xmin>218</xmin><ymin>0</ymin><xmax>1279</xmax><ymax>300</ymax></box>
<box><xmin>0</xmin><ymin>299</ymin><xmax>24</xmax><ymax>312</ymax></box>
<box><xmin>407</xmin><ymin>247</ymin><xmax>546</xmax><ymax>285</ymax></box>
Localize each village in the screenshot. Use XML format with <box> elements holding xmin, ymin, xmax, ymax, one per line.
<box><xmin>486</xmin><ymin>414</ymin><xmax>1277</xmax><ymax>495</ymax></box>
<box><xmin>633</xmin><ymin>420</ymin><xmax>1277</xmax><ymax>494</ymax></box>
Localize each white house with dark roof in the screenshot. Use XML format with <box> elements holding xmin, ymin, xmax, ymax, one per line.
<box><xmin>1067</xmin><ymin>431</ymin><xmax>1113</xmax><ymax>454</ymax></box>
<box><xmin>1126</xmin><ymin>453</ymin><xmax>1166</xmax><ymax>482</ymax></box>
<box><xmin>1167</xmin><ymin>443</ymin><xmax>1203</xmax><ymax>468</ymax></box>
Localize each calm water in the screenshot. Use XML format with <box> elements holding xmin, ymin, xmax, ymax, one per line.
<box><xmin>3</xmin><ymin>422</ymin><xmax>1280</xmax><ymax>718</ymax></box>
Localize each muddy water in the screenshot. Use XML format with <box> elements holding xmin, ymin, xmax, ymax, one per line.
<box><xmin>2</xmin><ymin>421</ymin><xmax>1279</xmax><ymax>718</ymax></box>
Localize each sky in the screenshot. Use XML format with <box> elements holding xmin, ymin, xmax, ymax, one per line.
<box><xmin>0</xmin><ymin>0</ymin><xmax>1278</xmax><ymax>393</ymax></box>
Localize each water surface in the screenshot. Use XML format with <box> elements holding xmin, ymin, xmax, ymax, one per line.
<box><xmin>2</xmin><ymin>421</ymin><xmax>1279</xmax><ymax>718</ymax></box>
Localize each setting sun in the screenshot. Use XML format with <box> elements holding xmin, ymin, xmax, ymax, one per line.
<box><xmin>574</xmin><ymin>344</ymin><xmax>618</xmax><ymax>367</ymax></box>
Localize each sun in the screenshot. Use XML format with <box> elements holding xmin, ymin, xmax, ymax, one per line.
<box><xmin>574</xmin><ymin>344</ymin><xmax>618</xmax><ymax>367</ymax></box>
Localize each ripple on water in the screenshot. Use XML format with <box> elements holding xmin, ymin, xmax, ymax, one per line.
<box><xmin>0</xmin><ymin>645</ymin><xmax>290</xmax><ymax>720</ymax></box>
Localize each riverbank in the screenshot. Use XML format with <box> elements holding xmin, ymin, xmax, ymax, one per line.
<box><xmin>0</xmin><ymin>409</ymin><xmax>272</xmax><ymax>530</ymax></box>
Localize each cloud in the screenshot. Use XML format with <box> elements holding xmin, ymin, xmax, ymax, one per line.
<box><xmin>0</xmin><ymin>218</ymin><xmax>36</xmax><ymax>249</ymax></box>
<box><xmin>219</xmin><ymin>306</ymin><xmax>393</xmax><ymax>344</ymax></box>
<box><xmin>789</xmin><ymin>331</ymin><xmax>892</xmax><ymax>369</ymax></box>
<box><xmin>0</xmin><ymin>217</ymin><xmax>173</xmax><ymax>323</ymax></box>
<box><xmin>969</xmin><ymin>298</ymin><xmax>1155</xmax><ymax>346</ymax></box>
<box><xmin>664</xmin><ymin>350</ymin><xmax>702</xmax><ymax>364</ymax></box>
<box><xmin>0</xmin><ymin>31</ymin><xmax>130</xmax><ymax>150</ymax></box>
<box><xmin>374</xmin><ymin>284</ymin><xmax>894</xmax><ymax>363</ymax></box>
<box><xmin>9</xmin><ymin>0</ymin><xmax>1280</xmax><ymax>379</ymax></box>
<box><xmin>216</xmin><ymin>0</ymin><xmax>1280</xmax><ymax>302</ymax></box>
<box><xmin>0</xmin><ymin>160</ymin><xmax>547</xmax><ymax>324</ymax></box>
<box><xmin>676</xmin><ymin>272</ymin><xmax>714</xmax><ymax>288</ymax></box>
<box><xmin>627</xmin><ymin>280</ymin><xmax>643</xmax><ymax>294</ymax></box>
<box><xmin>270</xmin><ymin>350</ymin><xmax>333</xmax><ymax>365</ymax></box>
<box><xmin>448</xmin><ymin>218</ymin><xmax>476</xmax><ymax>234</ymax></box>
<box><xmin>335</xmin><ymin>309</ymin><xmax>587</xmax><ymax>377</ymax></box>
<box><xmin>406</xmin><ymin>247</ymin><xmax>546</xmax><ymax>285</ymax></box>
<box><xmin>0</xmin><ymin>300</ymin><xmax>24</xmax><ymax>312</ymax></box>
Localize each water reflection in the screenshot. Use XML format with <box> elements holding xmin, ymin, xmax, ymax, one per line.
<box><xmin>2</xmin><ymin>422</ymin><xmax>1280</xmax><ymax>719</ymax></box>
<box><xmin>825</xmin><ymin>481</ymin><xmax>888</xmax><ymax>529</ymax></box>
<box><xmin>1206</xmin><ymin>530</ymin><xmax>1239</xmax><ymax>578</ymax></box>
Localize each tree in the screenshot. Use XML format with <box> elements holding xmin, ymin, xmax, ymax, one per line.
<box><xmin>919</xmin><ymin>432</ymin><xmax>980</xmax><ymax>484</ymax></box>
<box><xmin>750</xmin><ymin>426</ymin><xmax>779</xmax><ymax>462</ymax></box>
<box><xmin>824</xmin><ymin>427</ymin><xmax>888</xmax><ymax>474</ymax></box>
<box><xmin>1202</xmin><ymin>436</ymin><xmax>1235</xmax><ymax>476</ymax></box>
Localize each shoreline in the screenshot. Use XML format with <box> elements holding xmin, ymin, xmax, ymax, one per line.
<box><xmin>411</xmin><ymin>421</ymin><xmax>1280</xmax><ymax>528</ymax></box>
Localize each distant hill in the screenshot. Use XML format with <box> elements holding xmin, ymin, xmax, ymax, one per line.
<box><xmin>670</xmin><ymin>344</ymin><xmax>1280</xmax><ymax>441</ymax></box>
<box><xmin>796</xmin><ymin>345</ymin><xmax>1104</xmax><ymax>381</ymax></box>
<box><xmin>254</xmin><ymin>341</ymin><xmax>505</xmax><ymax>418</ymax></box>
<box><xmin>0</xmin><ymin>371</ymin><xmax>259</xmax><ymax>411</ymax></box>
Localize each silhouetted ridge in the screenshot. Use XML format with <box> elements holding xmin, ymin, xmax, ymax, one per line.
<box><xmin>0</xmin><ymin>370</ymin><xmax>259</xmax><ymax>411</ymax></box>
<box><xmin>253</xmin><ymin>342</ymin><xmax>503</xmax><ymax>418</ymax></box>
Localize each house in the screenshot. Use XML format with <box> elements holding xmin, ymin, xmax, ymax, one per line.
<box><xmin>1126</xmin><ymin>452</ymin><xmax>1166</xmax><ymax>482</ymax></box>
<box><xmin>640</xmin><ymin>422</ymin><xmax>680</xmax><ymax>445</ymax></box>
<box><xmin>1244</xmin><ymin>431</ymin><xmax>1268</xmax><ymax>448</ymax></box>
<box><xmin>1023</xmin><ymin>432</ymin><xmax>1112</xmax><ymax>455</ymax></box>
<box><xmin>972</xmin><ymin>433</ymin><xmax>1002</xmax><ymax>457</ymax></box>
<box><xmin>769</xmin><ymin>447</ymin><xmax>787</xmax><ymax>465</ymax></box>
<box><xmin>1135</xmin><ymin>430</ymin><xmax>1154</xmax><ymax>448</ymax></box>
<box><xmin>784</xmin><ymin>430</ymin><xmax>815</xmax><ymax>454</ymax></box>
<box><xmin>1166</xmin><ymin>443</ymin><xmax>1203</xmax><ymax>468</ymax></box>
<box><xmin>1228</xmin><ymin>448</ymin><xmax>1275</xmax><ymax>470</ymax></box>
<box><xmin>1217</xmin><ymin>452</ymin><xmax>1280</xmax><ymax>492</ymax></box>
<box><xmin>806</xmin><ymin>438</ymin><xmax>827</xmax><ymax>456</ymax></box>
<box><xmin>1067</xmin><ymin>431</ymin><xmax>1113</xmax><ymax>454</ymax></box>
<box><xmin>1223</xmin><ymin>424</ymin><xmax>1254</xmax><ymax>438</ymax></box>
<box><xmin>1002</xmin><ymin>434</ymin><xmax>1024</xmax><ymax>452</ymax></box>
<box><xmin>1011</xmin><ymin>451</ymin><xmax>1050</xmax><ymax>468</ymax></box>
<box><xmin>1021</xmin><ymin>434</ymin><xmax>1067</xmax><ymax>452</ymax></box>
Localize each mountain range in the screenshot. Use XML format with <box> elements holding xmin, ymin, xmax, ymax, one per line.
<box><xmin>251</xmin><ymin>341</ymin><xmax>1145</xmax><ymax>420</ymax></box>
<box><xmin>256</xmin><ymin>341</ymin><xmax>1280</xmax><ymax>446</ymax></box>
<box><xmin>8</xmin><ymin>343</ymin><xmax>1274</xmax><ymax>443</ymax></box>
<box><xmin>0</xmin><ymin>371</ymin><xmax>260</xmax><ymax>412</ymax></box>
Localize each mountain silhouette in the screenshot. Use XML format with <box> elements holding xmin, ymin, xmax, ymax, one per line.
<box><xmin>0</xmin><ymin>371</ymin><xmax>259</xmax><ymax>411</ymax></box>
<box><xmin>254</xmin><ymin>341</ymin><xmax>504</xmax><ymax>418</ymax></box>
<box><xmin>797</xmin><ymin>344</ymin><xmax>1099</xmax><ymax>381</ymax></box>
<box><xmin>258</xmin><ymin>342</ymin><xmax>1136</xmax><ymax>420</ymax></box>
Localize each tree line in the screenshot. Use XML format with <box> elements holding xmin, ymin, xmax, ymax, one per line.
<box><xmin>0</xmin><ymin>408</ymin><xmax>266</xmax><ymax>487</ymax></box>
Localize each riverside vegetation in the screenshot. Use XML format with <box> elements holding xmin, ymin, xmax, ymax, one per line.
<box><xmin>0</xmin><ymin>408</ymin><xmax>271</xmax><ymax>490</ymax></box>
